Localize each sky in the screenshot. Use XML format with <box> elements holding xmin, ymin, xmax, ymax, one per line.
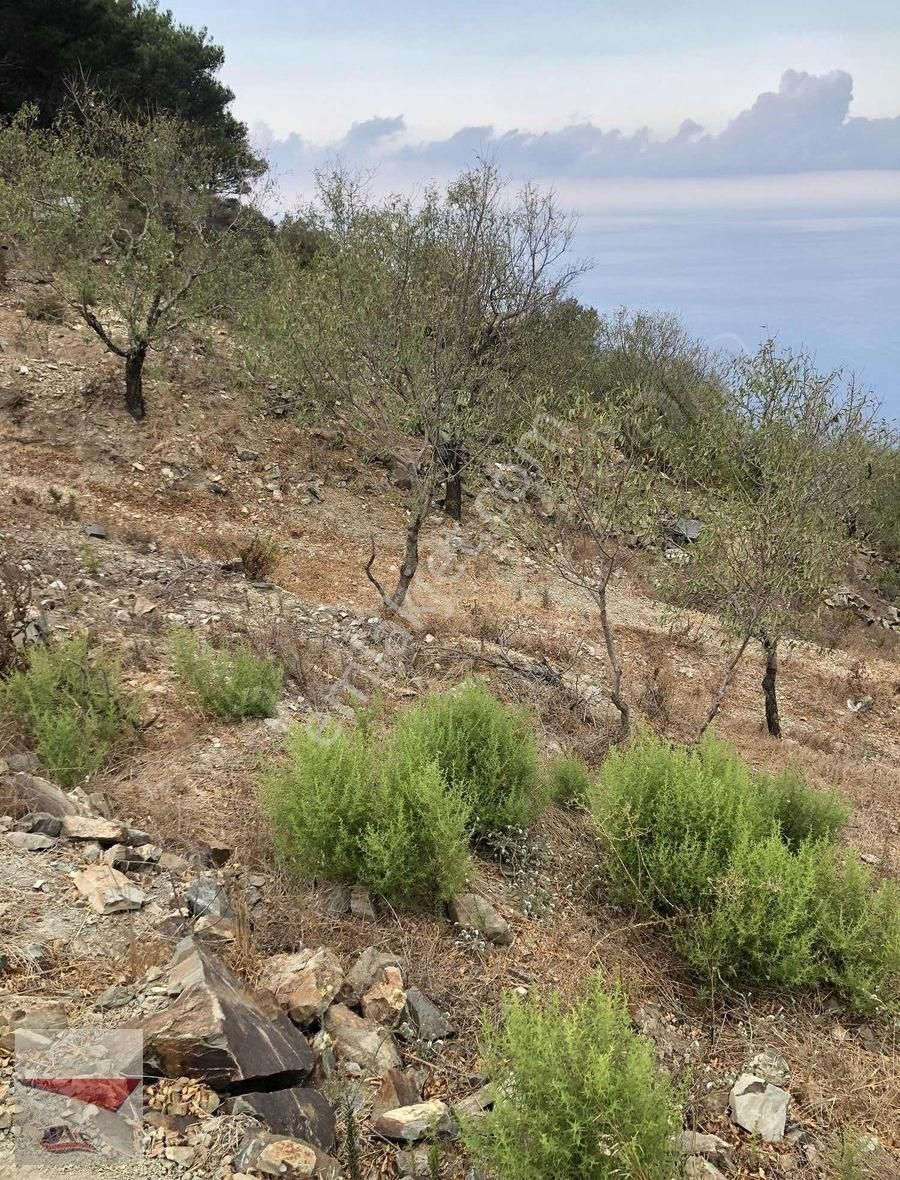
<box><xmin>173</xmin><ymin>0</ymin><xmax>900</xmax><ymax>413</ymax></box>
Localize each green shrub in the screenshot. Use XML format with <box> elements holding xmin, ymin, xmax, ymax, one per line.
<box><xmin>764</xmin><ymin>767</ymin><xmax>848</xmax><ymax>849</ymax></box>
<box><xmin>1</xmin><ymin>635</ymin><xmax>137</xmax><ymax>786</ymax></box>
<box><xmin>263</xmin><ymin>722</ymin><xmax>470</xmax><ymax>907</ymax></box>
<box><xmin>394</xmin><ymin>680</ymin><xmax>542</xmax><ymax>832</ymax></box>
<box><xmin>591</xmin><ymin>732</ymin><xmax>898</xmax><ymax>1010</ymax></box>
<box><xmin>591</xmin><ymin>732</ymin><xmax>774</xmax><ymax>913</ymax></box>
<box><xmin>171</xmin><ymin>628</ymin><xmax>282</xmax><ymax>720</ymax></box>
<box><xmin>546</xmin><ymin>753</ymin><xmax>592</xmax><ymax>808</ymax></box>
<box><xmin>463</xmin><ymin>979</ymin><xmax>681</xmax><ymax>1180</ymax></box>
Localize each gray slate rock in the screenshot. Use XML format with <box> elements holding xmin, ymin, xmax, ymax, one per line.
<box><xmin>5</xmin><ymin>831</ymin><xmax>56</xmax><ymax>852</ymax></box>
<box><xmin>14</xmin><ymin>811</ymin><xmax>63</xmax><ymax>837</ymax></box>
<box><xmin>186</xmin><ymin>875</ymin><xmax>233</xmax><ymax>920</ymax></box>
<box><xmin>402</xmin><ymin>987</ymin><xmax>453</xmax><ymax>1042</ymax></box>
<box><xmin>730</xmin><ymin>1072</ymin><xmax>789</xmax><ymax>1142</ymax></box>
<box><xmin>449</xmin><ymin>893</ymin><xmax>512</xmax><ymax>946</ymax></box>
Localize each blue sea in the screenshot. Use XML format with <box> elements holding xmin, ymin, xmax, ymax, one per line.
<box><xmin>575</xmin><ymin>211</ymin><xmax>900</xmax><ymax>420</ymax></box>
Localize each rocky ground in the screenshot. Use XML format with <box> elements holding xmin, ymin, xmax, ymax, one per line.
<box><xmin>1</xmin><ymin>290</ymin><xmax>899</xmax><ymax>1179</ymax></box>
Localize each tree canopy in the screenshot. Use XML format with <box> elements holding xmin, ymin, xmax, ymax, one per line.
<box><xmin>0</xmin><ymin>0</ymin><xmax>261</xmax><ymax>189</ymax></box>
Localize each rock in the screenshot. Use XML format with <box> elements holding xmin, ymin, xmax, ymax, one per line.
<box><xmin>5</xmin><ymin>830</ymin><xmax>56</xmax><ymax>852</ymax></box>
<box><xmin>165</xmin><ymin>1145</ymin><xmax>195</xmax><ymax>1166</ymax></box>
<box><xmin>14</xmin><ymin>811</ymin><xmax>63</xmax><ymax>837</ymax></box>
<box><xmin>323</xmin><ymin>883</ymin><xmax>350</xmax><ymax>916</ymax></box>
<box><xmin>361</xmin><ymin>966</ymin><xmax>406</xmax><ymax>1025</ymax></box>
<box><xmin>193</xmin><ymin>913</ymin><xmax>237</xmax><ymax>942</ymax></box>
<box><xmin>747</xmin><ymin>1048</ymin><xmax>790</xmax><ymax>1087</ymax></box>
<box><xmin>93</xmin><ymin>984</ymin><xmax>137</xmax><ymax>1011</ymax></box>
<box><xmin>228</xmin><ymin>1089</ymin><xmax>336</xmax><ymax>1149</ymax></box>
<box><xmin>449</xmin><ymin>893</ymin><xmax>512</xmax><ymax>946</ymax></box>
<box><xmin>72</xmin><ymin>864</ymin><xmax>147</xmax><ymax>914</ymax></box>
<box><xmin>235</xmin><ymin>1132</ymin><xmax>340</xmax><ymax>1179</ymax></box>
<box><xmin>684</xmin><ymin>1157</ymin><xmax>726</xmax><ymax>1179</ymax></box>
<box><xmin>159</xmin><ymin>851</ymin><xmax>191</xmax><ymax>873</ymax></box>
<box><xmin>372</xmin><ymin>1068</ymin><xmax>422</xmax><ymax>1118</ymax></box>
<box><xmin>186</xmin><ymin>875</ymin><xmax>233</xmax><ymax>920</ymax></box>
<box><xmin>0</xmin><ymin>770</ymin><xmax>85</xmax><ymax>819</ymax></box>
<box><xmin>61</xmin><ymin>815</ymin><xmax>127</xmax><ymax>844</ymax></box>
<box><xmin>203</xmin><ymin>840</ymin><xmax>232</xmax><ymax>867</ymax></box>
<box><xmin>373</xmin><ymin>1099</ymin><xmax>453</xmax><ymax>1142</ymax></box>
<box><xmin>342</xmin><ymin>946</ymin><xmax>405</xmax><ymax>1004</ymax></box>
<box><xmin>323</xmin><ymin>1004</ymin><xmax>401</xmax><ymax>1075</ymax></box>
<box><xmin>678</xmin><ymin>1131</ymin><xmax>733</xmax><ymax>1169</ymax></box>
<box><xmin>103</xmin><ymin>842</ymin><xmax>162</xmax><ymax>872</ymax></box>
<box><xmin>350</xmin><ymin>885</ymin><xmax>376</xmax><ymax>919</ymax></box>
<box><xmin>259</xmin><ymin>948</ymin><xmax>344</xmax><ymax>1025</ymax></box>
<box><xmin>729</xmin><ymin>1073</ymin><xmax>789</xmax><ymax>1142</ymax></box>
<box><xmin>401</xmin><ymin>987</ymin><xmax>453</xmax><ymax>1042</ymax></box>
<box><xmin>452</xmin><ymin>1085</ymin><xmax>495</xmax><ymax>1122</ymax></box>
<box><xmin>667</xmin><ymin>517</ymin><xmax>703</xmax><ymax>545</ymax></box>
<box><xmin>141</xmin><ymin>938</ymin><xmax>315</xmax><ymax>1090</ymax></box>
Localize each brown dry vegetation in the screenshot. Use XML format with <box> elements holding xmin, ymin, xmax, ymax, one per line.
<box><xmin>1</xmin><ymin>287</ymin><xmax>899</xmax><ymax>1179</ymax></box>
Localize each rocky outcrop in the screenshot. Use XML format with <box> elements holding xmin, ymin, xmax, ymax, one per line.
<box><xmin>259</xmin><ymin>948</ymin><xmax>345</xmax><ymax>1026</ymax></box>
<box><xmin>141</xmin><ymin>938</ymin><xmax>315</xmax><ymax>1090</ymax></box>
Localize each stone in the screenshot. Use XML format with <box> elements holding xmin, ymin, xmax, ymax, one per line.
<box><xmin>14</xmin><ymin>811</ymin><xmax>63</xmax><ymax>837</ymax></box>
<box><xmin>72</xmin><ymin>864</ymin><xmax>147</xmax><ymax>914</ymax></box>
<box><xmin>0</xmin><ymin>771</ymin><xmax>84</xmax><ymax>819</ymax></box>
<box><xmin>141</xmin><ymin>938</ymin><xmax>315</xmax><ymax>1090</ymax></box>
<box><xmin>159</xmin><ymin>851</ymin><xmax>191</xmax><ymax>873</ymax></box>
<box><xmin>323</xmin><ymin>1004</ymin><xmax>401</xmax><ymax>1075</ymax></box>
<box><xmin>372</xmin><ymin>1068</ymin><xmax>422</xmax><ymax>1118</ymax></box>
<box><xmin>193</xmin><ymin>914</ymin><xmax>237</xmax><ymax>942</ymax></box>
<box><xmin>259</xmin><ymin>948</ymin><xmax>344</xmax><ymax>1025</ymax></box>
<box><xmin>452</xmin><ymin>1085</ymin><xmax>495</xmax><ymax>1122</ymax></box>
<box><xmin>103</xmin><ymin>842</ymin><xmax>162</xmax><ymax>872</ymax></box>
<box><xmin>449</xmin><ymin>893</ymin><xmax>512</xmax><ymax>946</ymax></box>
<box><xmin>729</xmin><ymin>1073</ymin><xmax>789</xmax><ymax>1142</ymax></box>
<box><xmin>667</xmin><ymin>517</ymin><xmax>704</xmax><ymax>544</ymax></box>
<box><xmin>61</xmin><ymin>815</ymin><xmax>127</xmax><ymax>844</ymax></box>
<box><xmin>235</xmin><ymin>1133</ymin><xmax>340</xmax><ymax>1179</ymax></box>
<box><xmin>5</xmin><ymin>830</ymin><xmax>56</xmax><ymax>852</ymax></box>
<box><xmin>93</xmin><ymin>984</ymin><xmax>137</xmax><ymax>1011</ymax></box>
<box><xmin>361</xmin><ymin>966</ymin><xmax>406</xmax><ymax>1024</ymax></box>
<box><xmin>342</xmin><ymin>946</ymin><xmax>405</xmax><ymax>1004</ymax></box>
<box><xmin>401</xmin><ymin>987</ymin><xmax>453</xmax><ymax>1042</ymax></box>
<box><xmin>323</xmin><ymin>883</ymin><xmax>351</xmax><ymax>915</ymax></box>
<box><xmin>228</xmin><ymin>1088</ymin><xmax>336</xmax><ymax>1150</ymax></box>
<box><xmin>373</xmin><ymin>1099</ymin><xmax>453</xmax><ymax>1142</ymax></box>
<box><xmin>746</xmin><ymin>1048</ymin><xmax>790</xmax><ymax>1087</ymax></box>
<box><xmin>186</xmin><ymin>875</ymin><xmax>233</xmax><ymax>920</ymax></box>
<box><xmin>684</xmin><ymin>1158</ymin><xmax>726</xmax><ymax>1179</ymax></box>
<box><xmin>678</xmin><ymin>1131</ymin><xmax>733</xmax><ymax>1171</ymax></box>
<box><xmin>203</xmin><ymin>840</ymin><xmax>232</xmax><ymax>867</ymax></box>
<box><xmin>350</xmin><ymin>885</ymin><xmax>376</xmax><ymax>919</ymax></box>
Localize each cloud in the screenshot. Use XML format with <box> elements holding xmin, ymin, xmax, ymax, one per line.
<box><xmin>255</xmin><ymin>70</ymin><xmax>900</xmax><ymax>193</ymax></box>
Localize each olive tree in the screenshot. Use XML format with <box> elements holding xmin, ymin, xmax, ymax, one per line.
<box><xmin>689</xmin><ymin>341</ymin><xmax>876</xmax><ymax>737</ymax></box>
<box><xmin>248</xmin><ymin>162</ymin><xmax>586</xmax><ymax>616</ymax></box>
<box><xmin>0</xmin><ymin>96</ymin><xmax>262</xmax><ymax>418</ymax></box>
<box><xmin>515</xmin><ymin>399</ymin><xmax>661</xmax><ymax>737</ymax></box>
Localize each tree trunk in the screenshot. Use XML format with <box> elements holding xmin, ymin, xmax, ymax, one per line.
<box><xmin>761</xmin><ymin>633</ymin><xmax>781</xmax><ymax>738</ymax></box>
<box><xmin>124</xmin><ymin>344</ymin><xmax>147</xmax><ymax>420</ymax></box>
<box><xmin>698</xmin><ymin>629</ymin><xmax>754</xmax><ymax>738</ymax></box>
<box><xmin>595</xmin><ymin>587</ymin><xmax>630</xmax><ymax>738</ymax></box>
<box><xmin>442</xmin><ymin>441</ymin><xmax>464</xmax><ymax>522</ymax></box>
<box><xmin>388</xmin><ymin>506</ymin><xmax>424</xmax><ymax>613</ymax></box>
